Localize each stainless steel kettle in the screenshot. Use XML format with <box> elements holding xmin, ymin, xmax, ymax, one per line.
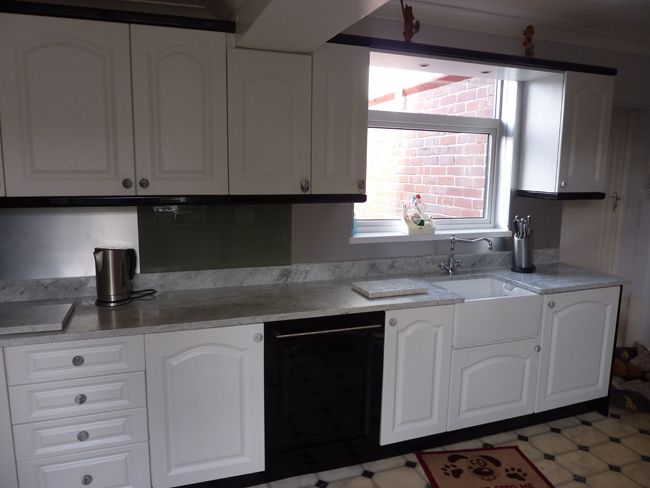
<box><xmin>93</xmin><ymin>248</ymin><xmax>136</xmax><ymax>307</ymax></box>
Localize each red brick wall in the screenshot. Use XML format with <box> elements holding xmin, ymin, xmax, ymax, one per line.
<box><xmin>358</xmin><ymin>77</ymin><xmax>496</xmax><ymax>220</ymax></box>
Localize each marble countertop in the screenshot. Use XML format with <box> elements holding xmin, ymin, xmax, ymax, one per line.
<box><xmin>0</xmin><ymin>263</ymin><xmax>628</xmax><ymax>347</ymax></box>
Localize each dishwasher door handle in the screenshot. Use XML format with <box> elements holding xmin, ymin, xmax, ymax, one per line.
<box><xmin>275</xmin><ymin>324</ymin><xmax>383</xmax><ymax>339</ymax></box>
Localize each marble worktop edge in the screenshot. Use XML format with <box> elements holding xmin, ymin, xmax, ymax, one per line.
<box><xmin>0</xmin><ymin>248</ymin><xmax>559</xmax><ymax>303</ymax></box>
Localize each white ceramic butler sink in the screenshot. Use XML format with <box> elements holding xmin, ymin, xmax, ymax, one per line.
<box><xmin>433</xmin><ymin>277</ymin><xmax>543</xmax><ymax>348</ymax></box>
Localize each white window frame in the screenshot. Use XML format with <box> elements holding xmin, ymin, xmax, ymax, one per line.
<box><xmin>355</xmin><ymin>79</ymin><xmax>508</xmax><ymax>240</ymax></box>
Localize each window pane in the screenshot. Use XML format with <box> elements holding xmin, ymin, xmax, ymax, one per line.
<box><xmin>355</xmin><ymin>129</ymin><xmax>489</xmax><ymax>220</ymax></box>
<box><xmin>369</xmin><ymin>68</ymin><xmax>496</xmax><ymax>118</ymax></box>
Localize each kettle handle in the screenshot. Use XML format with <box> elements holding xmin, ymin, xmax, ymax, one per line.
<box><xmin>127</xmin><ymin>249</ymin><xmax>137</xmax><ymax>280</ymax></box>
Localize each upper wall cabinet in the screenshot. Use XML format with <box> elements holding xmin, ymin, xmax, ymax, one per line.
<box><xmin>518</xmin><ymin>72</ymin><xmax>614</xmax><ymax>197</ymax></box>
<box><xmin>228</xmin><ymin>49</ymin><xmax>311</xmax><ymax>195</ymax></box>
<box><xmin>311</xmin><ymin>44</ymin><xmax>369</xmax><ymax>195</ymax></box>
<box><xmin>0</xmin><ymin>14</ymin><xmax>135</xmax><ymax>196</ymax></box>
<box><xmin>131</xmin><ymin>25</ymin><xmax>228</xmax><ymax>195</ymax></box>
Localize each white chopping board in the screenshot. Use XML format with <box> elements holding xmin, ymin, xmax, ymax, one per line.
<box><xmin>352</xmin><ymin>278</ymin><xmax>429</xmax><ymax>299</ymax></box>
<box><xmin>0</xmin><ymin>302</ymin><xmax>74</xmax><ymax>335</ymax></box>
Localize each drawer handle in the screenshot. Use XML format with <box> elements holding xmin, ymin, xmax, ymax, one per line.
<box><xmin>72</xmin><ymin>355</ymin><xmax>85</xmax><ymax>367</ymax></box>
<box><xmin>547</xmin><ymin>301</ymin><xmax>556</xmax><ymax>309</ymax></box>
<box><xmin>534</xmin><ymin>345</ymin><xmax>541</xmax><ymax>353</ymax></box>
<box><xmin>75</xmin><ymin>394</ymin><xmax>87</xmax><ymax>405</ymax></box>
<box><xmin>77</xmin><ymin>430</ymin><xmax>90</xmax><ymax>442</ymax></box>
<box><xmin>389</xmin><ymin>318</ymin><xmax>397</xmax><ymax>327</ymax></box>
<box><xmin>81</xmin><ymin>474</ymin><xmax>93</xmax><ymax>485</ymax></box>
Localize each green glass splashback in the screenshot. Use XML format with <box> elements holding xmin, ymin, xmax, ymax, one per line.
<box><xmin>137</xmin><ymin>205</ymin><xmax>291</xmax><ymax>273</ymax></box>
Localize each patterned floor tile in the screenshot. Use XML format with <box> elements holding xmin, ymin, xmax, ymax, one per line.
<box><xmin>481</xmin><ymin>431</ymin><xmax>519</xmax><ymax>445</ymax></box>
<box><xmin>623</xmin><ymin>435</ymin><xmax>650</xmax><ymax>457</ymax></box>
<box><xmin>373</xmin><ymin>467</ymin><xmax>428</xmax><ymax>488</ymax></box>
<box><xmin>516</xmin><ymin>423</ymin><xmax>551</xmax><ymax>437</ymax></box>
<box><xmin>577</xmin><ymin>411</ymin><xmax>607</xmax><ymax>423</ymax></box>
<box><xmin>547</xmin><ymin>416</ymin><xmax>582</xmax><ymax>430</ymax></box>
<box><xmin>587</xmin><ymin>470</ymin><xmax>643</xmax><ymax>488</ymax></box>
<box><xmin>621</xmin><ymin>461</ymin><xmax>650</xmax><ymax>486</ymax></box>
<box><xmin>590</xmin><ymin>442</ymin><xmax>641</xmax><ymax>467</ymax></box>
<box><xmin>317</xmin><ymin>466</ymin><xmax>364</xmax><ymax>483</ymax></box>
<box><xmin>622</xmin><ymin>413</ymin><xmax>650</xmax><ymax>432</ymax></box>
<box><xmin>530</xmin><ymin>432</ymin><xmax>578</xmax><ymax>455</ymax></box>
<box><xmin>534</xmin><ymin>459</ymin><xmax>575</xmax><ymax>485</ymax></box>
<box><xmin>326</xmin><ymin>477</ymin><xmax>375</xmax><ymax>488</ymax></box>
<box><xmin>361</xmin><ymin>456</ymin><xmax>406</xmax><ymax>473</ymax></box>
<box><xmin>496</xmin><ymin>439</ymin><xmax>544</xmax><ymax>461</ymax></box>
<box><xmin>556</xmin><ymin>483</ymin><xmax>592</xmax><ymax>488</ymax></box>
<box><xmin>562</xmin><ymin>424</ymin><xmax>610</xmax><ymax>446</ymax></box>
<box><xmin>269</xmin><ymin>474</ymin><xmax>318</xmax><ymax>488</ymax></box>
<box><xmin>556</xmin><ymin>450</ymin><xmax>609</xmax><ymax>477</ymax></box>
<box><xmin>593</xmin><ymin>418</ymin><xmax>640</xmax><ymax>438</ymax></box>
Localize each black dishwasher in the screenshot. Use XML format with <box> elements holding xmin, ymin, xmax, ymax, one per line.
<box><xmin>265</xmin><ymin>311</ymin><xmax>384</xmax><ymax>479</ymax></box>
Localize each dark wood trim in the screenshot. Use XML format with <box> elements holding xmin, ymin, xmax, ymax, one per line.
<box><xmin>515</xmin><ymin>190</ymin><xmax>607</xmax><ymax>200</ymax></box>
<box><xmin>0</xmin><ymin>1</ymin><xmax>236</xmax><ymax>32</ymax></box>
<box><xmin>330</xmin><ymin>34</ymin><xmax>618</xmax><ymax>76</ymax></box>
<box><xmin>0</xmin><ymin>194</ymin><xmax>366</xmax><ymax>208</ymax></box>
<box><xmin>184</xmin><ymin>397</ymin><xmax>610</xmax><ymax>487</ymax></box>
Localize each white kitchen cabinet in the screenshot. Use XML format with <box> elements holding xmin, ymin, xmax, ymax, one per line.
<box><xmin>536</xmin><ymin>287</ymin><xmax>619</xmax><ymax>412</ymax></box>
<box><xmin>228</xmin><ymin>49</ymin><xmax>311</xmax><ymax>195</ymax></box>
<box><xmin>131</xmin><ymin>25</ymin><xmax>228</xmax><ymax>195</ymax></box>
<box><xmin>146</xmin><ymin>324</ymin><xmax>265</xmax><ymax>488</ymax></box>
<box><xmin>311</xmin><ymin>43</ymin><xmax>368</xmax><ymax>195</ymax></box>
<box><xmin>0</xmin><ymin>132</ymin><xmax>5</xmax><ymax>197</ymax></box>
<box><xmin>447</xmin><ymin>338</ymin><xmax>540</xmax><ymax>431</ymax></box>
<box><xmin>0</xmin><ymin>349</ymin><xmax>19</xmax><ymax>488</ymax></box>
<box><xmin>519</xmin><ymin>71</ymin><xmax>614</xmax><ymax>195</ymax></box>
<box><xmin>380</xmin><ymin>306</ymin><xmax>452</xmax><ymax>445</ymax></box>
<box><xmin>0</xmin><ymin>14</ymin><xmax>135</xmax><ymax>196</ymax></box>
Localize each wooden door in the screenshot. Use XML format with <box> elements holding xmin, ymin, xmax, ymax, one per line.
<box><xmin>536</xmin><ymin>287</ymin><xmax>619</xmax><ymax>412</ymax></box>
<box><xmin>145</xmin><ymin>325</ymin><xmax>264</xmax><ymax>488</ymax></box>
<box><xmin>559</xmin><ymin>72</ymin><xmax>614</xmax><ymax>193</ymax></box>
<box><xmin>381</xmin><ymin>306</ymin><xmax>452</xmax><ymax>445</ymax></box>
<box><xmin>311</xmin><ymin>43</ymin><xmax>368</xmax><ymax>195</ymax></box>
<box><xmin>448</xmin><ymin>338</ymin><xmax>540</xmax><ymax>430</ymax></box>
<box><xmin>0</xmin><ymin>14</ymin><xmax>135</xmax><ymax>196</ymax></box>
<box><xmin>131</xmin><ymin>25</ymin><xmax>228</xmax><ymax>195</ymax></box>
<box><xmin>228</xmin><ymin>49</ymin><xmax>311</xmax><ymax>195</ymax></box>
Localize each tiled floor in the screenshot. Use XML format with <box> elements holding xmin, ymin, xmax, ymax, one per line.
<box><xmin>249</xmin><ymin>407</ymin><xmax>650</xmax><ymax>488</ymax></box>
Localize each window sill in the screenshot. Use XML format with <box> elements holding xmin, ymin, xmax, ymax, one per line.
<box><xmin>349</xmin><ymin>228</ymin><xmax>511</xmax><ymax>244</ymax></box>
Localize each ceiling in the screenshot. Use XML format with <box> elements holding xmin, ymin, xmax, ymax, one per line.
<box><xmin>370</xmin><ymin>0</ymin><xmax>650</xmax><ymax>53</ymax></box>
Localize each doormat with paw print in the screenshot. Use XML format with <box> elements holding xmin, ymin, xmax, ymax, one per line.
<box><xmin>416</xmin><ymin>446</ymin><xmax>553</xmax><ymax>488</ymax></box>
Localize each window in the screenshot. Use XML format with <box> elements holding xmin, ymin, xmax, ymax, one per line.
<box><xmin>354</xmin><ymin>52</ymin><xmax>514</xmax><ymax>239</ymax></box>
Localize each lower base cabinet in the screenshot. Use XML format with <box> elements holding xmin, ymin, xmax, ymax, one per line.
<box><xmin>145</xmin><ymin>324</ymin><xmax>265</xmax><ymax>488</ymax></box>
<box><xmin>447</xmin><ymin>338</ymin><xmax>541</xmax><ymax>431</ymax></box>
<box><xmin>0</xmin><ymin>349</ymin><xmax>18</xmax><ymax>488</ymax></box>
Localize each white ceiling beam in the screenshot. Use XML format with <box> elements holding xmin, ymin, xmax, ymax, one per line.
<box><xmin>235</xmin><ymin>0</ymin><xmax>390</xmax><ymax>53</ymax></box>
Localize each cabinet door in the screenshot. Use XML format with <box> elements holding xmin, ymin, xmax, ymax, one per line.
<box><xmin>536</xmin><ymin>287</ymin><xmax>619</xmax><ymax>412</ymax></box>
<box><xmin>0</xmin><ymin>14</ymin><xmax>135</xmax><ymax>196</ymax></box>
<box><xmin>0</xmin><ymin>131</ymin><xmax>5</xmax><ymax>197</ymax></box>
<box><xmin>448</xmin><ymin>338</ymin><xmax>540</xmax><ymax>431</ymax></box>
<box><xmin>145</xmin><ymin>324</ymin><xmax>264</xmax><ymax>488</ymax></box>
<box><xmin>228</xmin><ymin>49</ymin><xmax>311</xmax><ymax>195</ymax></box>
<box><xmin>311</xmin><ymin>43</ymin><xmax>368</xmax><ymax>195</ymax></box>
<box><xmin>381</xmin><ymin>306</ymin><xmax>452</xmax><ymax>445</ymax></box>
<box><xmin>0</xmin><ymin>349</ymin><xmax>19</xmax><ymax>488</ymax></box>
<box><xmin>558</xmin><ymin>72</ymin><xmax>614</xmax><ymax>194</ymax></box>
<box><xmin>131</xmin><ymin>25</ymin><xmax>228</xmax><ymax>195</ymax></box>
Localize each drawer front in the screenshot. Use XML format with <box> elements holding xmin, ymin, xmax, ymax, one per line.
<box><xmin>9</xmin><ymin>372</ymin><xmax>146</xmax><ymax>424</ymax></box>
<box><xmin>6</xmin><ymin>336</ymin><xmax>145</xmax><ymax>386</ymax></box>
<box><xmin>17</xmin><ymin>442</ymin><xmax>150</xmax><ymax>488</ymax></box>
<box><xmin>13</xmin><ymin>408</ymin><xmax>148</xmax><ymax>462</ymax></box>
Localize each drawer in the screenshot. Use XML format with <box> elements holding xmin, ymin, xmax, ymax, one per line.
<box><xmin>9</xmin><ymin>372</ymin><xmax>146</xmax><ymax>424</ymax></box>
<box><xmin>13</xmin><ymin>408</ymin><xmax>148</xmax><ymax>462</ymax></box>
<box><xmin>17</xmin><ymin>442</ymin><xmax>150</xmax><ymax>488</ymax></box>
<box><xmin>5</xmin><ymin>336</ymin><xmax>144</xmax><ymax>386</ymax></box>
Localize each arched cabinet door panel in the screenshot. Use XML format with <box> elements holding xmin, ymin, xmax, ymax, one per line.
<box><xmin>0</xmin><ymin>13</ymin><xmax>135</xmax><ymax>196</ymax></box>
<box><xmin>145</xmin><ymin>324</ymin><xmax>264</xmax><ymax>488</ymax></box>
<box><xmin>381</xmin><ymin>306</ymin><xmax>453</xmax><ymax>445</ymax></box>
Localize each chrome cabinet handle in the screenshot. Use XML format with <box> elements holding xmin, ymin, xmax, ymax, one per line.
<box><xmin>139</xmin><ymin>178</ymin><xmax>150</xmax><ymax>189</ymax></box>
<box><xmin>77</xmin><ymin>430</ymin><xmax>90</xmax><ymax>442</ymax></box>
<box><xmin>300</xmin><ymin>179</ymin><xmax>310</xmax><ymax>193</ymax></box>
<box><xmin>72</xmin><ymin>355</ymin><xmax>84</xmax><ymax>367</ymax></box>
<box><xmin>122</xmin><ymin>178</ymin><xmax>133</xmax><ymax>189</ymax></box>
<box><xmin>547</xmin><ymin>301</ymin><xmax>556</xmax><ymax>309</ymax></box>
<box><xmin>357</xmin><ymin>179</ymin><xmax>365</xmax><ymax>192</ymax></box>
<box><xmin>253</xmin><ymin>333</ymin><xmax>264</xmax><ymax>343</ymax></box>
<box><xmin>81</xmin><ymin>474</ymin><xmax>93</xmax><ymax>485</ymax></box>
<box><xmin>388</xmin><ymin>318</ymin><xmax>397</xmax><ymax>327</ymax></box>
<box><xmin>534</xmin><ymin>345</ymin><xmax>541</xmax><ymax>353</ymax></box>
<box><xmin>75</xmin><ymin>394</ymin><xmax>87</xmax><ymax>405</ymax></box>
<box><xmin>560</xmin><ymin>179</ymin><xmax>567</xmax><ymax>188</ymax></box>
<box><xmin>276</xmin><ymin>324</ymin><xmax>382</xmax><ymax>339</ymax></box>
